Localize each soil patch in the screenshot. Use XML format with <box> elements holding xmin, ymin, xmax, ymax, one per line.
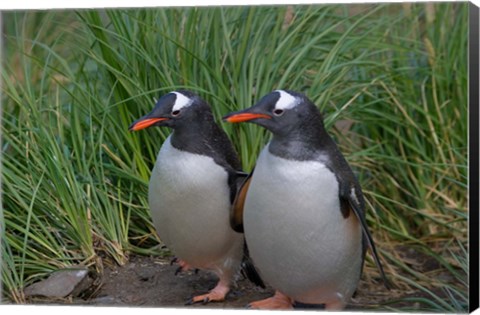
<box><xmin>84</xmin><ymin>255</ymin><xmax>272</xmax><ymax>309</ymax></box>
<box><xmin>53</xmin><ymin>255</ymin><xmax>393</xmax><ymax>310</ymax></box>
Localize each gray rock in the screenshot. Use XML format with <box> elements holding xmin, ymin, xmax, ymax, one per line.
<box><xmin>24</xmin><ymin>267</ymin><xmax>90</xmax><ymax>298</ymax></box>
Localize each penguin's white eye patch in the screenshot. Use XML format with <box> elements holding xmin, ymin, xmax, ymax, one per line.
<box><xmin>274</xmin><ymin>90</ymin><xmax>298</xmax><ymax>110</ymax></box>
<box><xmin>172</xmin><ymin>92</ymin><xmax>193</xmax><ymax>111</ymax></box>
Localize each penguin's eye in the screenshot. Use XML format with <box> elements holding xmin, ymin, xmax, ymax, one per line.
<box><xmin>172</xmin><ymin>110</ymin><xmax>181</xmax><ymax>116</ymax></box>
<box><xmin>273</xmin><ymin>109</ymin><xmax>284</xmax><ymax>116</ymax></box>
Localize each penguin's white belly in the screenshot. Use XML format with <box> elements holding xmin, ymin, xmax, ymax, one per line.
<box><xmin>149</xmin><ymin>136</ymin><xmax>242</xmax><ymax>272</ymax></box>
<box><xmin>244</xmin><ymin>147</ymin><xmax>363</xmax><ymax>304</ymax></box>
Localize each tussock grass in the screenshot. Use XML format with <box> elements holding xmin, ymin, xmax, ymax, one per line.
<box><xmin>1</xmin><ymin>3</ymin><xmax>468</xmax><ymax>311</ymax></box>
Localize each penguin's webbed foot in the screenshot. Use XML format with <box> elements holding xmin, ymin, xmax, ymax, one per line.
<box><xmin>170</xmin><ymin>257</ymin><xmax>194</xmax><ymax>275</ymax></box>
<box><xmin>185</xmin><ymin>280</ymin><xmax>230</xmax><ymax>305</ymax></box>
<box><xmin>246</xmin><ymin>290</ymin><xmax>293</xmax><ymax>309</ymax></box>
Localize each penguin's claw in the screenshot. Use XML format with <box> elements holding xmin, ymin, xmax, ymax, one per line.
<box><xmin>175</xmin><ymin>266</ymin><xmax>183</xmax><ymax>276</ymax></box>
<box><xmin>171</xmin><ymin>258</ymin><xmax>192</xmax><ymax>275</ymax></box>
<box><xmin>247</xmin><ymin>291</ymin><xmax>294</xmax><ymax>310</ymax></box>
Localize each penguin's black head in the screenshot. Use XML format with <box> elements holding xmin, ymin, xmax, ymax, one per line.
<box><xmin>129</xmin><ymin>90</ymin><xmax>212</xmax><ymax>131</ymax></box>
<box><xmin>223</xmin><ymin>90</ymin><xmax>323</xmax><ymax>136</ymax></box>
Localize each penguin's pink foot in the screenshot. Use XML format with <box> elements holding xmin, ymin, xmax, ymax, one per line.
<box><xmin>324</xmin><ymin>293</ymin><xmax>347</xmax><ymax>310</ymax></box>
<box><xmin>247</xmin><ymin>290</ymin><xmax>294</xmax><ymax>309</ymax></box>
<box><xmin>170</xmin><ymin>257</ymin><xmax>193</xmax><ymax>275</ymax></box>
<box><xmin>186</xmin><ymin>280</ymin><xmax>230</xmax><ymax>305</ymax></box>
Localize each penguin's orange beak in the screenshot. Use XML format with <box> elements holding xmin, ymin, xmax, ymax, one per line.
<box><xmin>129</xmin><ymin>117</ymin><xmax>168</xmax><ymax>131</ymax></box>
<box><xmin>224</xmin><ymin>113</ymin><xmax>271</xmax><ymax>123</ymax></box>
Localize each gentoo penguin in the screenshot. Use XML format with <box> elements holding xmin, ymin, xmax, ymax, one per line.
<box><xmin>129</xmin><ymin>90</ymin><xmax>262</xmax><ymax>304</ymax></box>
<box><xmin>224</xmin><ymin>90</ymin><xmax>389</xmax><ymax>310</ymax></box>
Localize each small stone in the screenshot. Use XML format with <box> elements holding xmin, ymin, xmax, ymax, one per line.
<box><xmin>24</xmin><ymin>267</ymin><xmax>89</xmax><ymax>298</ymax></box>
<box><xmin>135</xmin><ymin>268</ymin><xmax>155</xmax><ymax>281</ymax></box>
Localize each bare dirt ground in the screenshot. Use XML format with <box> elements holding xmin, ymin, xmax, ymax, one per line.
<box><xmin>59</xmin><ymin>255</ymin><xmax>392</xmax><ymax>311</ymax></box>
<box><xmin>84</xmin><ymin>255</ymin><xmax>272</xmax><ymax>309</ymax></box>
<box><xmin>21</xmin><ymin>244</ymin><xmax>461</xmax><ymax>312</ymax></box>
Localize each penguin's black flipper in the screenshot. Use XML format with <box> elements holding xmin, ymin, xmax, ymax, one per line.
<box><xmin>229</xmin><ymin>169</ymin><xmax>254</xmax><ymax>233</ymax></box>
<box><xmin>228</xmin><ymin>171</ymin><xmax>248</xmax><ymax>205</ymax></box>
<box><xmin>228</xmin><ymin>170</ymin><xmax>264</xmax><ymax>287</ymax></box>
<box><xmin>240</xmin><ymin>240</ymin><xmax>265</xmax><ymax>288</ymax></box>
<box><xmin>339</xmin><ymin>182</ymin><xmax>391</xmax><ymax>289</ymax></box>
